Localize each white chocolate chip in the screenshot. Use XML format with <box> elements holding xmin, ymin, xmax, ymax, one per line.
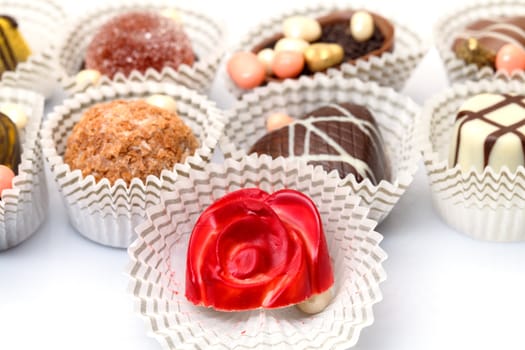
<box><xmin>296</xmin><ymin>287</ymin><xmax>333</xmax><ymax>314</ymax></box>
<box><xmin>257</xmin><ymin>48</ymin><xmax>276</xmax><ymax>76</ymax></box>
<box><xmin>145</xmin><ymin>94</ymin><xmax>178</xmax><ymax>114</ymax></box>
<box><xmin>350</xmin><ymin>11</ymin><xmax>374</xmax><ymax>43</ymax></box>
<box><xmin>274</xmin><ymin>37</ymin><xmax>309</xmax><ymax>54</ymax></box>
<box><xmin>283</xmin><ymin>16</ymin><xmax>322</xmax><ymax>42</ymax></box>
<box><xmin>0</xmin><ymin>103</ymin><xmax>28</xmax><ymax>129</ymax></box>
<box><xmin>75</xmin><ymin>69</ymin><xmax>101</xmax><ymax>87</ymax></box>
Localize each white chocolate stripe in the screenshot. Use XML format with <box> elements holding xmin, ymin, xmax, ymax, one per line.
<box><xmin>477</xmin><ymin>23</ymin><xmax>525</xmax><ymax>39</ymax></box>
<box><xmin>457</xmin><ymin>29</ymin><xmax>525</xmax><ymax>50</ymax></box>
<box><xmin>329</xmin><ymin>103</ymin><xmax>384</xmax><ymax>143</ymax></box>
<box><xmin>292</xmin><ymin>153</ymin><xmax>375</xmax><ymax>183</ymax></box>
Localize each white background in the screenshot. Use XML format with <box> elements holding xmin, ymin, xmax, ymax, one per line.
<box><xmin>1</xmin><ymin>0</ymin><xmax>525</xmax><ymax>349</ymax></box>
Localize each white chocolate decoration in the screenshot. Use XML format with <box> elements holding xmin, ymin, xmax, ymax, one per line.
<box><xmin>350</xmin><ymin>11</ymin><xmax>375</xmax><ymax>42</ymax></box>
<box><xmin>274</xmin><ymin>37</ymin><xmax>309</xmax><ymax>54</ymax></box>
<box><xmin>266</xmin><ymin>112</ymin><xmax>293</xmax><ymax>131</ymax></box>
<box><xmin>282</xmin><ymin>16</ymin><xmax>322</xmax><ymax>42</ymax></box>
<box><xmin>296</xmin><ymin>287</ymin><xmax>333</xmax><ymax>314</ymax></box>
<box><xmin>448</xmin><ymin>93</ymin><xmax>525</xmax><ymax>173</ymax></box>
<box><xmin>75</xmin><ymin>69</ymin><xmax>101</xmax><ymax>87</ymax></box>
<box><xmin>145</xmin><ymin>94</ymin><xmax>178</xmax><ymax>114</ymax></box>
<box><xmin>0</xmin><ymin>103</ymin><xmax>28</xmax><ymax>129</ymax></box>
<box><xmin>257</xmin><ymin>48</ymin><xmax>276</xmax><ymax>75</ymax></box>
<box><xmin>160</xmin><ymin>8</ymin><xmax>182</xmax><ymax>23</ymax></box>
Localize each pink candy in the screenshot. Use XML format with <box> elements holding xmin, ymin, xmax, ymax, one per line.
<box><xmin>227</xmin><ymin>52</ymin><xmax>266</xmax><ymax>89</ymax></box>
<box><xmin>0</xmin><ymin>164</ymin><xmax>14</xmax><ymax>196</ymax></box>
<box><xmin>272</xmin><ymin>51</ymin><xmax>305</xmax><ymax>79</ymax></box>
<box><xmin>495</xmin><ymin>44</ymin><xmax>525</xmax><ymax>74</ymax></box>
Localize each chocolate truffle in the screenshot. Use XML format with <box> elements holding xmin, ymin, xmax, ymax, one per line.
<box><xmin>0</xmin><ymin>15</ymin><xmax>31</xmax><ymax>76</ymax></box>
<box><xmin>84</xmin><ymin>11</ymin><xmax>194</xmax><ymax>78</ymax></box>
<box><xmin>452</xmin><ymin>17</ymin><xmax>525</xmax><ymax>70</ymax></box>
<box><xmin>249</xmin><ymin>103</ymin><xmax>391</xmax><ymax>185</ymax></box>
<box><xmin>64</xmin><ymin>99</ymin><xmax>198</xmax><ymax>184</ymax></box>
<box><xmin>449</xmin><ymin>93</ymin><xmax>525</xmax><ymax>173</ymax></box>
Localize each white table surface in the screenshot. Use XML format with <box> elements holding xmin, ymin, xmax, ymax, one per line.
<box><xmin>1</xmin><ymin>0</ymin><xmax>525</xmax><ymax>349</ymax></box>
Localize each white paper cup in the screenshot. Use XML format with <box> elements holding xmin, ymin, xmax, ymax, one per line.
<box><xmin>421</xmin><ymin>79</ymin><xmax>525</xmax><ymax>241</ymax></box>
<box><xmin>225</xmin><ymin>2</ymin><xmax>426</xmax><ymax>98</ymax></box>
<box><xmin>128</xmin><ymin>155</ymin><xmax>386</xmax><ymax>350</ymax></box>
<box><xmin>0</xmin><ymin>87</ymin><xmax>46</xmax><ymax>250</ymax></box>
<box><xmin>57</xmin><ymin>0</ymin><xmax>225</xmax><ymax>96</ymax></box>
<box><xmin>41</xmin><ymin>81</ymin><xmax>225</xmax><ymax>248</ymax></box>
<box><xmin>434</xmin><ymin>0</ymin><xmax>525</xmax><ymax>85</ymax></box>
<box><xmin>0</xmin><ymin>0</ymin><xmax>66</xmax><ymax>97</ymax></box>
<box><xmin>222</xmin><ymin>75</ymin><xmax>421</xmax><ymax>223</ymax></box>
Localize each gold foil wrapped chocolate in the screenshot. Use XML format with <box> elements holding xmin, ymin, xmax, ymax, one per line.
<box><xmin>455</xmin><ymin>37</ymin><xmax>495</xmax><ymax>70</ymax></box>
<box><xmin>0</xmin><ymin>112</ymin><xmax>21</xmax><ymax>174</ymax></box>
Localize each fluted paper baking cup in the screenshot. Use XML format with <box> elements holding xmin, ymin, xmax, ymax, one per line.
<box><xmin>57</xmin><ymin>0</ymin><xmax>225</xmax><ymax>96</ymax></box>
<box><xmin>222</xmin><ymin>75</ymin><xmax>421</xmax><ymax>223</ymax></box>
<box><xmin>421</xmin><ymin>79</ymin><xmax>525</xmax><ymax>241</ymax></box>
<box><xmin>128</xmin><ymin>155</ymin><xmax>386</xmax><ymax>350</ymax></box>
<box><xmin>0</xmin><ymin>0</ymin><xmax>65</xmax><ymax>97</ymax></box>
<box><xmin>0</xmin><ymin>87</ymin><xmax>47</xmax><ymax>250</ymax></box>
<box><xmin>434</xmin><ymin>0</ymin><xmax>525</xmax><ymax>85</ymax></box>
<box><xmin>41</xmin><ymin>81</ymin><xmax>225</xmax><ymax>248</ymax></box>
<box><xmin>225</xmin><ymin>1</ymin><xmax>426</xmax><ymax>98</ymax></box>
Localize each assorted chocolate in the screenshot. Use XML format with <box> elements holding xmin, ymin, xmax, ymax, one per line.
<box><xmin>80</xmin><ymin>10</ymin><xmax>194</xmax><ymax>81</ymax></box>
<box><xmin>449</xmin><ymin>93</ymin><xmax>525</xmax><ymax>173</ymax></box>
<box><xmin>185</xmin><ymin>188</ymin><xmax>334</xmax><ymax>313</ymax></box>
<box><xmin>0</xmin><ymin>15</ymin><xmax>31</xmax><ymax>77</ymax></box>
<box><xmin>227</xmin><ymin>10</ymin><xmax>394</xmax><ymax>90</ymax></box>
<box><xmin>64</xmin><ymin>97</ymin><xmax>198</xmax><ymax>184</ymax></box>
<box><xmin>453</xmin><ymin>17</ymin><xmax>525</xmax><ymax>73</ymax></box>
<box><xmin>249</xmin><ymin>103</ymin><xmax>391</xmax><ymax>185</ymax></box>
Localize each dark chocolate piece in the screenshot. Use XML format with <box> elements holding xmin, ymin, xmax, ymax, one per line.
<box><xmin>249</xmin><ymin>103</ymin><xmax>391</xmax><ymax>185</ymax></box>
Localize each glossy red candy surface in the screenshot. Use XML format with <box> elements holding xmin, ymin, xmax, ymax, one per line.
<box><xmin>185</xmin><ymin>188</ymin><xmax>334</xmax><ymax>311</ymax></box>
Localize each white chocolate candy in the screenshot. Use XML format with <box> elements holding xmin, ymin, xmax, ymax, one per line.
<box><xmin>448</xmin><ymin>93</ymin><xmax>525</xmax><ymax>173</ymax></box>
<box><xmin>257</xmin><ymin>48</ymin><xmax>276</xmax><ymax>75</ymax></box>
<box><xmin>350</xmin><ymin>11</ymin><xmax>374</xmax><ymax>42</ymax></box>
<box><xmin>296</xmin><ymin>287</ymin><xmax>333</xmax><ymax>314</ymax></box>
<box><xmin>160</xmin><ymin>8</ymin><xmax>182</xmax><ymax>23</ymax></box>
<box><xmin>145</xmin><ymin>94</ymin><xmax>178</xmax><ymax>114</ymax></box>
<box><xmin>283</xmin><ymin>16</ymin><xmax>322</xmax><ymax>42</ymax></box>
<box><xmin>75</xmin><ymin>69</ymin><xmax>101</xmax><ymax>87</ymax></box>
<box><xmin>274</xmin><ymin>37</ymin><xmax>309</xmax><ymax>54</ymax></box>
<box><xmin>0</xmin><ymin>103</ymin><xmax>28</xmax><ymax>129</ymax></box>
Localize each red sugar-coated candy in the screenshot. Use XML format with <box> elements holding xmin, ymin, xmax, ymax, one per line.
<box><xmin>0</xmin><ymin>164</ymin><xmax>15</xmax><ymax>195</ymax></box>
<box><xmin>227</xmin><ymin>52</ymin><xmax>266</xmax><ymax>89</ymax></box>
<box><xmin>84</xmin><ymin>11</ymin><xmax>195</xmax><ymax>79</ymax></box>
<box><xmin>185</xmin><ymin>188</ymin><xmax>334</xmax><ymax>311</ymax></box>
<box><xmin>272</xmin><ymin>51</ymin><xmax>305</xmax><ymax>79</ymax></box>
<box><xmin>495</xmin><ymin>44</ymin><xmax>525</xmax><ymax>74</ymax></box>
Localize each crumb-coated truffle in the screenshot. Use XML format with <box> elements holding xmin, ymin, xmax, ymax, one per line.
<box><xmin>64</xmin><ymin>99</ymin><xmax>198</xmax><ymax>184</ymax></box>
<box><xmin>84</xmin><ymin>11</ymin><xmax>195</xmax><ymax>78</ymax></box>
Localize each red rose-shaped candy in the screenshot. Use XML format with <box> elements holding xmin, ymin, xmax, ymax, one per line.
<box><xmin>185</xmin><ymin>188</ymin><xmax>334</xmax><ymax>311</ymax></box>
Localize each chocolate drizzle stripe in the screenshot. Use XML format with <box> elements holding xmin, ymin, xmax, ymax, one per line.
<box><xmin>0</xmin><ymin>24</ymin><xmax>15</xmax><ymax>70</ymax></box>
<box><xmin>453</xmin><ymin>94</ymin><xmax>525</xmax><ymax>168</ymax></box>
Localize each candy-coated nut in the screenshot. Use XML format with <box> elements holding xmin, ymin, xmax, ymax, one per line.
<box><xmin>227</xmin><ymin>52</ymin><xmax>266</xmax><ymax>89</ymax></box>
<box><xmin>495</xmin><ymin>44</ymin><xmax>525</xmax><ymax>74</ymax></box>
<box><xmin>274</xmin><ymin>37</ymin><xmax>309</xmax><ymax>54</ymax></box>
<box><xmin>304</xmin><ymin>43</ymin><xmax>344</xmax><ymax>72</ymax></box>
<box><xmin>0</xmin><ymin>164</ymin><xmax>15</xmax><ymax>195</ymax></box>
<box><xmin>75</xmin><ymin>69</ymin><xmax>101</xmax><ymax>87</ymax></box>
<box><xmin>282</xmin><ymin>16</ymin><xmax>322</xmax><ymax>42</ymax></box>
<box><xmin>272</xmin><ymin>51</ymin><xmax>305</xmax><ymax>79</ymax></box>
<box><xmin>257</xmin><ymin>48</ymin><xmax>275</xmax><ymax>75</ymax></box>
<box><xmin>350</xmin><ymin>11</ymin><xmax>374</xmax><ymax>42</ymax></box>
<box><xmin>160</xmin><ymin>8</ymin><xmax>182</xmax><ymax>23</ymax></box>
<box><xmin>145</xmin><ymin>94</ymin><xmax>178</xmax><ymax>114</ymax></box>
<box><xmin>0</xmin><ymin>103</ymin><xmax>27</xmax><ymax>129</ymax></box>
<box><xmin>297</xmin><ymin>288</ymin><xmax>333</xmax><ymax>314</ymax></box>
<box><xmin>266</xmin><ymin>112</ymin><xmax>293</xmax><ymax>131</ymax></box>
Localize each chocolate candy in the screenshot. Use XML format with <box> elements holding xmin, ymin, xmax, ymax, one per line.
<box><xmin>449</xmin><ymin>93</ymin><xmax>525</xmax><ymax>173</ymax></box>
<box><xmin>249</xmin><ymin>103</ymin><xmax>391</xmax><ymax>185</ymax></box>
<box><xmin>84</xmin><ymin>11</ymin><xmax>194</xmax><ymax>79</ymax></box>
<box><xmin>454</xmin><ymin>37</ymin><xmax>496</xmax><ymax>70</ymax></box>
<box><xmin>0</xmin><ymin>15</ymin><xmax>31</xmax><ymax>76</ymax></box>
<box><xmin>145</xmin><ymin>94</ymin><xmax>178</xmax><ymax>114</ymax></box>
<box><xmin>495</xmin><ymin>44</ymin><xmax>525</xmax><ymax>73</ymax></box>
<box><xmin>350</xmin><ymin>11</ymin><xmax>375</xmax><ymax>42</ymax></box>
<box><xmin>304</xmin><ymin>43</ymin><xmax>344</xmax><ymax>72</ymax></box>
<box><xmin>0</xmin><ymin>111</ymin><xmax>21</xmax><ymax>174</ymax></box>
<box><xmin>227</xmin><ymin>51</ymin><xmax>266</xmax><ymax>89</ymax></box>
<box><xmin>272</xmin><ymin>51</ymin><xmax>304</xmax><ymax>79</ymax></box>
<box><xmin>282</xmin><ymin>16</ymin><xmax>322</xmax><ymax>43</ymax></box>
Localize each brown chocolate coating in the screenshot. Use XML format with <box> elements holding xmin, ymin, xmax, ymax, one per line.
<box><xmin>85</xmin><ymin>11</ymin><xmax>195</xmax><ymax>78</ymax></box>
<box><xmin>249</xmin><ymin>103</ymin><xmax>391</xmax><ymax>185</ymax></box>
<box><xmin>64</xmin><ymin>99</ymin><xmax>198</xmax><ymax>184</ymax></box>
